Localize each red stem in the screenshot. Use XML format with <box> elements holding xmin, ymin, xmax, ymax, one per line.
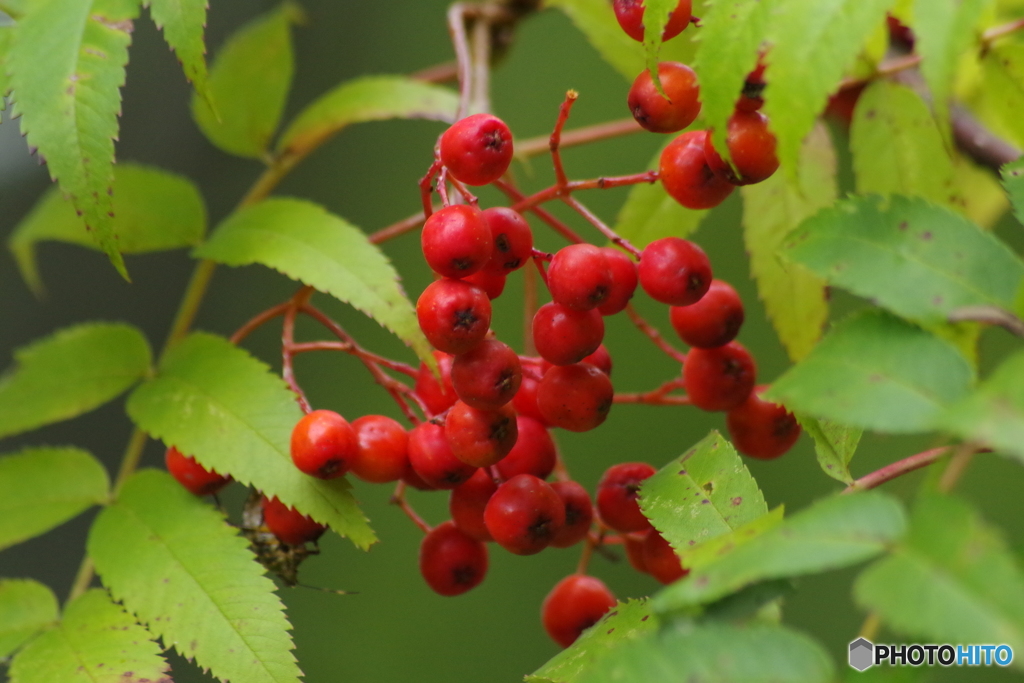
<box><xmin>624</xmin><ymin>304</ymin><xmax>688</xmax><ymax>364</ymax></box>
<box><xmin>390</xmin><ymin>481</ymin><xmax>432</xmax><ymax>534</ymax></box>
<box><xmin>419</xmin><ymin>160</ymin><xmax>442</xmax><ymax>218</ymax></box>
<box><xmin>561</xmin><ymin>194</ymin><xmax>642</xmax><ymax>258</ymax></box>
<box><xmin>550</xmin><ymin>90</ymin><xmax>579</xmax><ymax>189</ymax></box>
<box><xmin>614</xmin><ymin>378</ymin><xmax>690</xmax><ymax>405</ymax></box>
<box><xmin>510</xmin><ymin>172</ymin><xmax>658</xmax><ymax>215</ymax></box>
<box><xmin>843</xmin><ymin>447</ymin><xmax>952</xmax><ymax>493</ymax></box>
<box><xmin>281</xmin><ymin>287</ymin><xmax>315</xmax><ymax>414</ymax></box>
<box><xmin>492</xmin><ymin>178</ymin><xmax>586</xmax><ymax>245</ymax></box>
<box><xmin>230</xmin><ymin>302</ymin><xmax>291</xmax><ymax>345</ymax></box>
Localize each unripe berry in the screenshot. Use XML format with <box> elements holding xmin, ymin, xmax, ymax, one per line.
<box><xmin>628</xmin><ymin>62</ymin><xmax>701</xmax><ymax>133</ymax></box>
<box><xmin>704</xmin><ymin>111</ymin><xmax>779</xmax><ymax>185</ymax></box>
<box><xmin>165</xmin><ymin>447</ymin><xmax>231</xmax><ymax>496</ymax></box>
<box><xmin>659</xmin><ymin>130</ymin><xmax>735</xmax><ymax>210</ymax></box>
<box><xmin>444</xmin><ymin>401</ymin><xmax>518</xmax><ymax>468</ymax></box>
<box><xmin>349</xmin><ymin>415</ymin><xmax>409</xmax><ymax>484</ymax></box>
<box><xmin>290</xmin><ymin>410</ymin><xmax>358</xmax><ymax>479</ymax></box>
<box><xmin>416</xmin><ymin>278</ymin><xmax>492</xmax><ymax>355</ymax></box>
<box><xmin>451</xmin><ymin>338</ymin><xmax>522</xmax><ymax>410</ymax></box>
<box><xmin>596</xmin><ymin>462</ymin><xmax>656</xmax><ymax>533</ymax></box>
<box><xmin>532</xmin><ymin>302</ymin><xmax>604</xmax><ymax>366</ymax></box>
<box><xmin>726</xmin><ymin>386</ymin><xmax>801</xmax><ymax>459</ymax></box>
<box><xmin>419</xmin><ymin>521</ymin><xmax>489</xmax><ymax>596</ymax></box>
<box><xmin>439</xmin><ymin>113</ymin><xmax>514</xmax><ymax>186</ymax></box>
<box><xmin>596</xmin><ymin>248</ymin><xmax>638</xmax><ymax>315</ymax></box>
<box><xmin>683</xmin><ymin>341</ymin><xmax>757</xmax><ymax>412</ymax></box>
<box><xmin>541</xmin><ymin>575</ymin><xmax>617</xmax><ymax>648</ymax></box>
<box><xmin>547</xmin><ymin>244</ymin><xmax>613</xmax><ymax>311</ymax></box>
<box><xmin>613</xmin><ymin>0</ymin><xmax>692</xmax><ymax>43</ymax></box>
<box><xmin>421</xmin><ymin>204</ymin><xmax>493</xmax><ymax>278</ymax></box>
<box><xmin>669</xmin><ymin>279</ymin><xmax>744</xmax><ymax>348</ymax></box>
<box><xmin>482</xmin><ymin>207</ymin><xmax>533</xmax><ymax>273</ymax></box>
<box><xmin>261</xmin><ymin>496</ymin><xmax>326</xmax><ymax>546</ymax></box>
<box><xmin>537</xmin><ymin>363</ymin><xmax>613</xmax><ymax>432</ymax></box>
<box><xmin>484</xmin><ymin>474</ymin><xmax>565</xmax><ymax>555</ymax></box>
<box><xmin>408</xmin><ymin>421</ymin><xmax>477</xmax><ymax>489</ymax></box>
<box><xmin>638</xmin><ymin>236</ymin><xmax>712</xmax><ymax>307</ymax></box>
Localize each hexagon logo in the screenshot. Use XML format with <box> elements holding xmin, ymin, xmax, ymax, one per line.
<box><xmin>849</xmin><ymin>637</ymin><xmax>874</xmax><ymax>671</ymax></box>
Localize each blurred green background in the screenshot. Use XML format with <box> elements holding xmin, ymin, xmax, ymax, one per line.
<box><xmin>1</xmin><ymin>2</ymin><xmax>1023</xmax><ymax>682</ymax></box>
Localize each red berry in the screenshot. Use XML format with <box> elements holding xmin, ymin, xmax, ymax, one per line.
<box><xmin>736</xmin><ymin>57</ymin><xmax>767</xmax><ymax>112</ymax></box>
<box><xmin>463</xmin><ymin>268</ymin><xmax>507</xmax><ymax>299</ymax></box>
<box><xmin>638</xmin><ymin>236</ymin><xmax>713</xmax><ymax>307</ymax></box>
<box><xmin>439</xmin><ymin>113</ymin><xmax>514</xmax><ymax>186</ymax></box>
<box><xmin>547</xmin><ymin>244</ymin><xmax>613</xmax><ymax>311</ymax></box>
<box><xmin>541</xmin><ymin>575</ymin><xmax>617</xmax><ymax>648</ymax></box>
<box><xmin>451</xmin><ymin>339</ymin><xmax>522</xmax><ymax>410</ymax></box>
<box><xmin>482</xmin><ymin>207</ymin><xmax>533</xmax><ymax>273</ymax></box>
<box><xmin>550</xmin><ymin>481</ymin><xmax>593</xmax><ymax>548</ymax></box>
<box><xmin>659</xmin><ymin>130</ymin><xmax>735</xmax><ymax>209</ymax></box>
<box><xmin>613</xmin><ymin>0</ymin><xmax>692</xmax><ymax>43</ymax></box>
<box><xmin>290</xmin><ymin>409</ymin><xmax>358</xmax><ymax>479</ymax></box>
<box><xmin>495</xmin><ymin>415</ymin><xmax>557</xmax><ymax>480</ymax></box>
<box><xmin>402</xmin><ymin>464</ymin><xmax>437</xmax><ymax>491</ymax></box>
<box><xmin>165</xmin><ymin>447</ymin><xmax>231</xmax><ymax>496</ymax></box>
<box><xmin>421</xmin><ymin>205</ymin><xmax>493</xmax><ymax>278</ymax></box>
<box><xmin>596</xmin><ymin>248</ymin><xmax>638</xmax><ymax>315</ymax></box>
<box><xmin>445</xmin><ymin>401</ymin><xmax>518</xmax><ymax>468</ymax></box>
<box><xmin>419</xmin><ymin>521</ymin><xmax>489</xmax><ymax>596</ymax></box>
<box><xmin>726</xmin><ymin>386</ymin><xmax>801</xmax><ymax>460</ymax></box>
<box><xmin>449</xmin><ymin>468</ymin><xmax>498</xmax><ymax>542</ymax></box>
<box><xmin>532</xmin><ymin>302</ymin><xmax>604</xmax><ymax>366</ymax></box>
<box><xmin>261</xmin><ymin>496</ymin><xmax>326</xmax><ymax>546</ymax></box>
<box><xmin>704</xmin><ymin>111</ymin><xmax>779</xmax><ymax>185</ymax></box>
<box><xmin>512</xmin><ymin>371</ymin><xmax>549</xmax><ymax>425</ymax></box>
<box><xmin>581</xmin><ymin>344</ymin><xmax>613</xmax><ymax>376</ymax></box>
<box><xmin>627</xmin><ymin>62</ymin><xmax>701</xmax><ymax>133</ymax></box>
<box><xmin>683</xmin><ymin>341</ymin><xmax>757</xmax><ymax>411</ymax></box>
<box><xmin>623</xmin><ymin>532</ymin><xmax>650</xmax><ymax>573</ymax></box>
<box><xmin>415</xmin><ymin>351</ymin><xmax>458</xmax><ymax>416</ymax></box>
<box><xmin>669</xmin><ymin>279</ymin><xmax>744</xmax><ymax>348</ymax></box>
<box><xmin>887</xmin><ymin>14</ymin><xmax>914</xmax><ymax>47</ymax></box>
<box><xmin>596</xmin><ymin>462</ymin><xmax>656</xmax><ymax>533</ymax></box>
<box><xmin>484</xmin><ymin>474</ymin><xmax>565</xmax><ymax>555</ymax></box>
<box><xmin>537</xmin><ymin>363</ymin><xmax>613</xmax><ymax>432</ymax></box>
<box><xmin>824</xmin><ymin>83</ymin><xmax>865</xmax><ymax>129</ymax></box>
<box><xmin>349</xmin><ymin>415</ymin><xmax>409</xmax><ymax>484</ymax></box>
<box><xmin>643</xmin><ymin>529</ymin><xmax>688</xmax><ymax>584</ymax></box>
<box><xmin>408</xmin><ymin>421</ymin><xmax>477</xmax><ymax>489</ymax></box>
<box><xmin>416</xmin><ymin>278</ymin><xmax>492</xmax><ymax>355</ymax></box>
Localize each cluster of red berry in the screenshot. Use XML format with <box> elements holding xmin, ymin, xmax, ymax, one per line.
<box><xmin>161</xmin><ymin>0</ymin><xmax>803</xmax><ymax>650</ymax></box>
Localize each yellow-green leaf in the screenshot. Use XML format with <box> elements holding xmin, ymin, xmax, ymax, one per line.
<box><xmin>0</xmin><ymin>579</ymin><xmax>59</xmax><ymax>660</ymax></box>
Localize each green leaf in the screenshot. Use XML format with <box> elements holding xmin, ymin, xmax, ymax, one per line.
<box><xmin>0</xmin><ymin>579</ymin><xmax>59</xmax><ymax>659</ymax></box>
<box><xmin>653</xmin><ymin>491</ymin><xmax>906</xmax><ymax>613</ymax></box>
<box><xmin>527</xmin><ymin>599</ymin><xmax>659</xmax><ymax>683</ymax></box>
<box><xmin>981</xmin><ymin>44</ymin><xmax>1024</xmax><ymax>150</ymax></box>
<box><xmin>680</xmin><ymin>506</ymin><xmax>785</xmax><ymax>571</ymax></box>
<box><xmin>0</xmin><ymin>323</ymin><xmax>152</xmax><ymax>440</ymax></box>
<box><xmin>855</xmin><ymin>493</ymin><xmax>1024</xmax><ymax>662</ymax></box>
<box><xmin>614</xmin><ymin>140</ymin><xmax>706</xmax><ymax>248</ymax></box>
<box><xmin>782</xmin><ymin>195</ymin><xmax>1024</xmax><ymax>327</ymax></box>
<box><xmin>191</xmin><ymin>4</ymin><xmax>295</xmax><ymax>158</ymax></box>
<box><xmin>9</xmin><ymin>163</ymin><xmax>207</xmax><ymax>295</ymax></box>
<box><xmin>8</xmin><ymin>589</ymin><xmax>169</xmax><ymax>683</ymax></box>
<box><xmin>797</xmin><ymin>414</ymin><xmax>861</xmax><ymax>485</ymax></box>
<box><xmin>7</xmin><ymin>0</ymin><xmax>139</xmax><ymax>279</ymax></box>
<box><xmin>0</xmin><ymin>447</ymin><xmax>109</xmax><ymax>551</ymax></box>
<box><xmin>639</xmin><ymin>431</ymin><xmax>768</xmax><ymax>555</ymax></box>
<box><xmin>89</xmin><ymin>470</ymin><xmax>300</xmax><ymax>683</ymax></box>
<box><xmin>194</xmin><ymin>197</ymin><xmax>431</xmax><ymax>364</ymax></box>
<box><xmin>146</xmin><ymin>0</ymin><xmax>210</xmax><ymax>104</ymax></box>
<box><xmin>761</xmin><ymin>0</ymin><xmax>894</xmax><ymax>177</ymax></box>
<box><xmin>277</xmin><ymin>75</ymin><xmax>458</xmax><ymax>159</ymax></box>
<box><xmin>850</xmin><ymin>81</ymin><xmax>954</xmax><ymax>207</ymax></box>
<box><xmin>911</xmin><ymin>0</ymin><xmax>991</xmax><ymax>137</ymax></box>
<box><xmin>0</xmin><ymin>25</ymin><xmax>14</xmax><ymax>108</ymax></box>
<box><xmin>1003</xmin><ymin>157</ymin><xmax>1024</xmax><ymax>226</ymax></box>
<box><xmin>576</xmin><ymin>622</ymin><xmax>835</xmax><ymax>683</ymax></box>
<box><xmin>742</xmin><ymin>122</ymin><xmax>834</xmax><ymax>362</ymax></box>
<box><xmin>126</xmin><ymin>332</ymin><xmax>375</xmax><ymax>548</ymax></box>
<box><xmin>767</xmin><ymin>311</ymin><xmax>974</xmax><ymax>434</ymax></box>
<box><xmin>640</xmin><ymin>0</ymin><xmax>675</xmax><ymax>89</ymax></box>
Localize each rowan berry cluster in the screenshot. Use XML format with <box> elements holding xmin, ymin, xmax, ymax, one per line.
<box><xmin>162</xmin><ymin>0</ymin><xmax>802</xmax><ymax>650</ymax></box>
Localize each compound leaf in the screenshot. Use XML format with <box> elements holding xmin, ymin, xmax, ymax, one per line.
<box><xmin>527</xmin><ymin>599</ymin><xmax>659</xmax><ymax>683</ymax></box>
<box><xmin>797</xmin><ymin>414</ymin><xmax>861</xmax><ymax>485</ymax></box>
<box><xmin>639</xmin><ymin>431</ymin><xmax>767</xmax><ymax>555</ymax></box>
<box><xmin>8</xmin><ymin>588</ymin><xmax>169</xmax><ymax>683</ymax></box>
<box><xmin>0</xmin><ymin>579</ymin><xmax>59</xmax><ymax>660</ymax></box>
<box><xmin>191</xmin><ymin>4</ymin><xmax>294</xmax><ymax>158</ymax></box>
<box><xmin>761</xmin><ymin>0</ymin><xmax>894</xmax><ymax>178</ymax></box>
<box><xmin>850</xmin><ymin>81</ymin><xmax>955</xmax><ymax>207</ymax></box>
<box><xmin>0</xmin><ymin>447</ymin><xmax>109</xmax><ymax>552</ymax></box>
<box><xmin>195</xmin><ymin>197</ymin><xmax>430</xmax><ymax>364</ymax></box>
<box><xmin>653</xmin><ymin>491</ymin><xmax>906</xmax><ymax>613</ymax></box>
<box><xmin>782</xmin><ymin>195</ymin><xmax>1024</xmax><ymax>327</ymax></box>
<box><xmin>9</xmin><ymin>163</ymin><xmax>207</xmax><ymax>295</ymax></box>
<box><xmin>855</xmin><ymin>493</ymin><xmax>1024</xmax><ymax>662</ymax></box>
<box><xmin>7</xmin><ymin>0</ymin><xmax>139</xmax><ymax>279</ymax></box>
<box><xmin>767</xmin><ymin>311</ymin><xmax>974</xmax><ymax>434</ymax></box>
<box><xmin>146</xmin><ymin>0</ymin><xmax>210</xmax><ymax>104</ymax></box>
<box><xmin>126</xmin><ymin>332</ymin><xmax>375</xmax><ymax>549</ymax></box>
<box><xmin>742</xmin><ymin>122</ymin><xmax>834</xmax><ymax>362</ymax></box>
<box><xmin>89</xmin><ymin>470</ymin><xmax>300</xmax><ymax>683</ymax></box>
<box><xmin>680</xmin><ymin>506</ymin><xmax>785</xmax><ymax>571</ymax></box>
<box><xmin>277</xmin><ymin>75</ymin><xmax>458</xmax><ymax>160</ymax></box>
<box><xmin>0</xmin><ymin>323</ymin><xmax>152</xmax><ymax>440</ymax></box>
<box><xmin>1003</xmin><ymin>157</ymin><xmax>1024</xmax><ymax>226</ymax></box>
<box><xmin>576</xmin><ymin>622</ymin><xmax>834</xmax><ymax>683</ymax></box>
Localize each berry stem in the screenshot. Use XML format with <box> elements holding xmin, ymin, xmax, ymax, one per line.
<box><xmin>516</xmin><ymin>118</ymin><xmax>644</xmax><ymax>159</ymax></box>
<box><xmin>937</xmin><ymin>443</ymin><xmax>984</xmax><ymax>494</ymax></box>
<box><xmin>492</xmin><ymin>178</ymin><xmax>587</xmax><ymax>244</ymax></box>
<box><xmin>982</xmin><ymin>16</ymin><xmax>1024</xmax><ymax>46</ymax></box>
<box><xmin>419</xmin><ymin>160</ymin><xmax>443</xmax><ymax>218</ymax></box>
<box><xmin>390</xmin><ymin>481</ymin><xmax>433</xmax><ymax>534</ymax></box>
<box><xmin>550</xmin><ymin>90</ymin><xmax>579</xmax><ymax>188</ymax></box>
<box><xmin>368</xmin><ymin>208</ymin><xmax>433</xmax><ymax>245</ymax></box>
<box><xmin>624</xmin><ymin>304</ymin><xmax>688</xmax><ymax>364</ymax></box>
<box><xmin>282</xmin><ymin>288</ymin><xmax>315</xmax><ymax>414</ymax></box>
<box><xmin>447</xmin><ymin>2</ymin><xmax>474</xmax><ymax>119</ymax></box>
<box><xmin>510</xmin><ymin>172</ymin><xmax>658</xmax><ymax>215</ymax></box>
<box><xmin>469</xmin><ymin>8</ymin><xmax>493</xmax><ymax>115</ymax></box>
<box><xmin>614</xmin><ymin>378</ymin><xmax>690</xmax><ymax>405</ymax></box>
<box><xmin>561</xmin><ymin>194</ymin><xmax>642</xmax><ymax>258</ymax></box>
<box><xmin>287</xmin><ymin>341</ymin><xmax>418</xmax><ymax>378</ymax></box>
<box><xmin>230</xmin><ymin>302</ymin><xmax>292</xmax><ymax>345</ymax></box>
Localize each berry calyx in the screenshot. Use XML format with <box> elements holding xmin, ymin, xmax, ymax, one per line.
<box><xmin>683</xmin><ymin>341</ymin><xmax>757</xmax><ymax>411</ymax></box>
<box><xmin>444</xmin><ymin>401</ymin><xmax>519</xmax><ymax>468</ymax></box>
<box><xmin>482</xmin><ymin>207</ymin><xmax>533</xmax><ymax>273</ymax></box>
<box><xmin>494</xmin><ymin>415</ymin><xmax>557</xmax><ymax>480</ymax></box>
<box><xmin>659</xmin><ymin>130</ymin><xmax>735</xmax><ymax>210</ymax></box>
<box><xmin>419</xmin><ymin>521</ymin><xmax>489</xmax><ymax>596</ymax></box>
<box><xmin>550</xmin><ymin>481</ymin><xmax>594</xmax><ymax>548</ymax></box>
<box><xmin>408</xmin><ymin>421</ymin><xmax>477</xmax><ymax>489</ymax></box>
<box><xmin>449</xmin><ymin>468</ymin><xmax>498</xmax><ymax>542</ymax></box>
<box><xmin>415</xmin><ymin>351</ymin><xmax>458</xmax><ymax>416</ymax></box>
<box><xmin>704</xmin><ymin>111</ymin><xmax>779</xmax><ymax>185</ymax></box>
<box><xmin>261</xmin><ymin>496</ymin><xmax>326</xmax><ymax>546</ymax></box>
<box><xmin>596</xmin><ymin>248</ymin><xmax>638</xmax><ymax>316</ymax></box>
<box><xmin>596</xmin><ymin>462</ymin><xmax>656</xmax><ymax>533</ymax></box>
<box><xmin>165</xmin><ymin>447</ymin><xmax>231</xmax><ymax>496</ymax></box>
<box><xmin>416</xmin><ymin>278</ymin><xmax>492</xmax><ymax>356</ymax></box>
<box><xmin>628</xmin><ymin>62</ymin><xmax>701</xmax><ymax>134</ymax></box>
<box><xmin>439</xmin><ymin>113</ymin><xmax>514</xmax><ymax>186</ymax></box>
<box><xmin>541</xmin><ymin>575</ymin><xmax>617</xmax><ymax>648</ymax></box>
<box><xmin>668</xmin><ymin>279</ymin><xmax>744</xmax><ymax>348</ymax></box>
<box><xmin>350</xmin><ymin>415</ymin><xmax>409</xmax><ymax>484</ymax></box>
<box><xmin>613</xmin><ymin>0</ymin><xmax>692</xmax><ymax>43</ymax></box>
<box><xmin>290</xmin><ymin>409</ymin><xmax>358</xmax><ymax>479</ymax></box>
<box><xmin>484</xmin><ymin>474</ymin><xmax>565</xmax><ymax>555</ymax></box>
<box><xmin>726</xmin><ymin>386</ymin><xmax>801</xmax><ymax>460</ymax></box>
<box><xmin>532</xmin><ymin>303</ymin><xmax>605</xmax><ymax>367</ymax></box>
<box><xmin>451</xmin><ymin>338</ymin><xmax>522</xmax><ymax>410</ymax></box>
<box><xmin>421</xmin><ymin>204</ymin><xmax>493</xmax><ymax>278</ymax></box>
<box><xmin>637</xmin><ymin>236</ymin><xmax>713</xmax><ymax>306</ymax></box>
<box><xmin>547</xmin><ymin>244</ymin><xmax>613</xmax><ymax>311</ymax></box>
<box><xmin>537</xmin><ymin>363</ymin><xmax>613</xmax><ymax>432</ymax></box>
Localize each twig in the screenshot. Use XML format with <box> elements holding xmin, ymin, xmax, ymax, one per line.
<box><xmin>515</xmin><ymin>118</ymin><xmax>644</xmax><ymax>159</ymax></box>
<box><xmin>951</xmin><ymin>103</ymin><xmax>1022</xmax><ymax>171</ymax></box>
<box><xmin>230</xmin><ymin>302</ymin><xmax>291</xmax><ymax>345</ymax></box>
<box><xmin>948</xmin><ymin>305</ymin><xmax>1024</xmax><ymax>338</ymax></box>
<box><xmin>447</xmin><ymin>3</ymin><xmax>474</xmax><ymax>119</ymax></box>
<box><xmin>843</xmin><ymin>447</ymin><xmax>951</xmax><ymax>493</ymax></box>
